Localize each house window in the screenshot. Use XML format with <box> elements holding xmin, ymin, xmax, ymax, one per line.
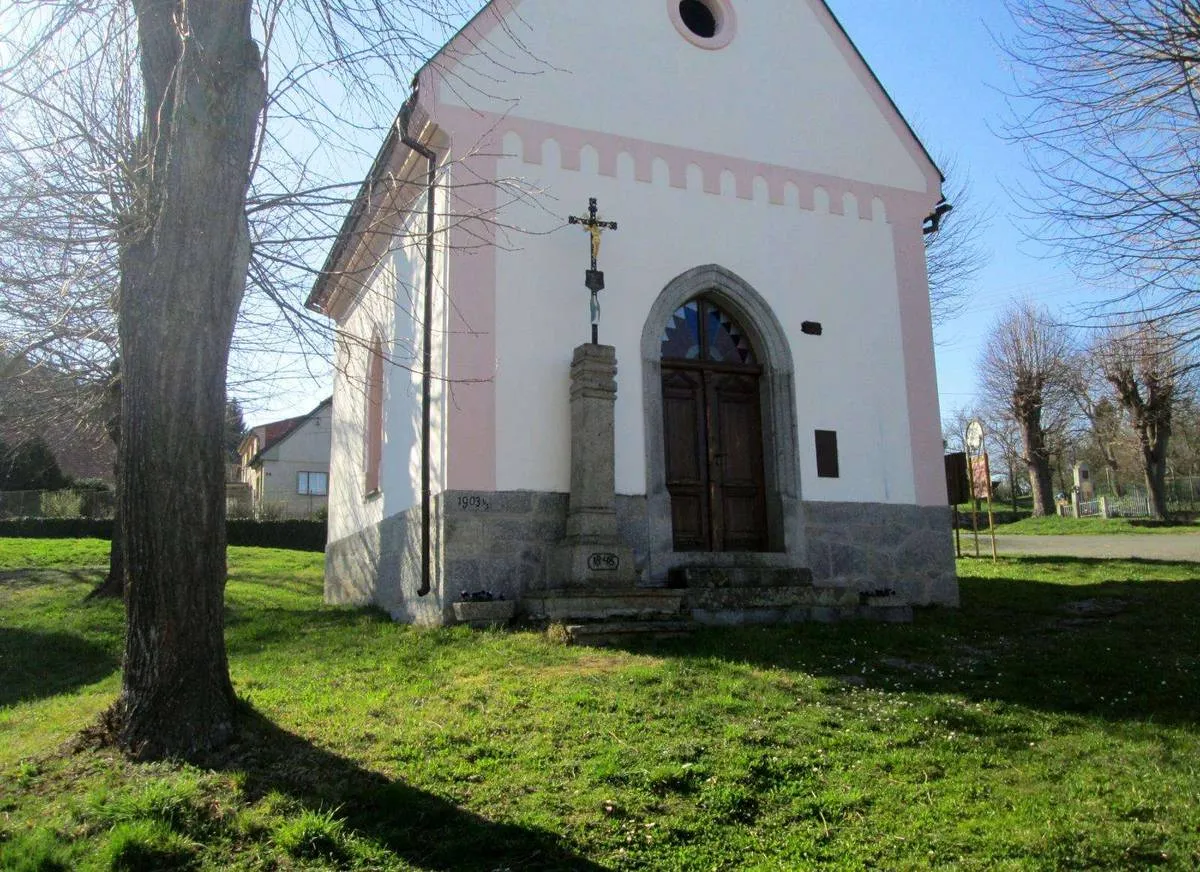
<box><xmin>298</xmin><ymin>471</ymin><xmax>328</xmax><ymax>496</ymax></box>
<box><xmin>679</xmin><ymin>0</ymin><xmax>717</xmax><ymax>37</ymax></box>
<box><xmin>364</xmin><ymin>336</ymin><xmax>385</xmax><ymax>495</ymax></box>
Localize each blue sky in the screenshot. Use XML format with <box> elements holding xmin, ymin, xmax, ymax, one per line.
<box><xmin>831</xmin><ymin>0</ymin><xmax>1105</xmax><ymax>421</ymax></box>
<box><xmin>248</xmin><ymin>0</ymin><xmax>1102</xmax><ymax>429</ymax></box>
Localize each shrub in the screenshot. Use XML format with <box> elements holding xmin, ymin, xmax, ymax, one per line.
<box><xmin>225</xmin><ymin>519</ymin><xmax>326</xmax><ymax>551</ymax></box>
<box><xmin>39</xmin><ymin>491</ymin><xmax>82</xmax><ymax>519</ymax></box>
<box><xmin>0</xmin><ymin>518</ymin><xmax>112</xmax><ymax>539</ymax></box>
<box><xmin>0</xmin><ymin>437</ymin><xmax>68</xmax><ymax>491</ymax></box>
<box><xmin>72</xmin><ymin>478</ymin><xmax>113</xmax><ymax>492</ymax></box>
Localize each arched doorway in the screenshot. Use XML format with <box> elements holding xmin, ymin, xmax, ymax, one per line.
<box><xmin>642</xmin><ymin>265</ymin><xmax>804</xmax><ymax>581</ymax></box>
<box><xmin>660</xmin><ymin>297</ymin><xmax>767</xmax><ymax>551</ymax></box>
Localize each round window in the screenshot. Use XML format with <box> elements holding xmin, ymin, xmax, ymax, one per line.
<box><xmin>679</xmin><ymin>0</ymin><xmax>717</xmax><ymax>38</ymax></box>
<box><xmin>669</xmin><ymin>0</ymin><xmax>736</xmax><ymax>50</ymax></box>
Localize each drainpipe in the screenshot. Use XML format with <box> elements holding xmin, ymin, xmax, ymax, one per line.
<box><xmin>398</xmin><ymin>87</ymin><xmax>437</xmax><ymax>598</ymax></box>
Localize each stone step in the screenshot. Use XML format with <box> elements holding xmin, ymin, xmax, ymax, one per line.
<box><xmin>692</xmin><ymin>603</ymin><xmax>912</xmax><ymax>626</ymax></box>
<box><xmin>684</xmin><ymin>583</ymin><xmax>859</xmax><ymax>612</ymax></box>
<box><xmin>562</xmin><ymin>620</ymin><xmax>694</xmax><ymax>647</ymax></box>
<box><xmin>522</xmin><ymin>589</ymin><xmax>686</xmax><ymax>622</ymax></box>
<box><xmin>669</xmin><ymin>566</ymin><xmax>815</xmax><ymax>589</ymax></box>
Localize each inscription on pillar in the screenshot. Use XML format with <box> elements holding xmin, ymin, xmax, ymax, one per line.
<box><xmin>587</xmin><ymin>553</ymin><xmax>620</xmax><ymax>571</ymax></box>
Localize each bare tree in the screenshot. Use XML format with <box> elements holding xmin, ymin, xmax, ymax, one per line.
<box><xmin>0</xmin><ymin>0</ymin><xmax>484</xmax><ymax>759</ymax></box>
<box><xmin>1094</xmin><ymin>322</ymin><xmax>1195</xmax><ymax>519</ymax></box>
<box><xmin>977</xmin><ymin>409</ymin><xmax>1026</xmax><ymax>512</ymax></box>
<box><xmin>925</xmin><ymin>158</ymin><xmax>990</xmax><ymax>327</ymax></box>
<box><xmin>1003</xmin><ymin>0</ymin><xmax>1200</xmax><ymax>344</ymax></box>
<box><xmin>980</xmin><ymin>302</ymin><xmax>1076</xmax><ymax>516</ymax></box>
<box><xmin>1066</xmin><ymin>348</ymin><xmax>1130</xmax><ymax>497</ymax></box>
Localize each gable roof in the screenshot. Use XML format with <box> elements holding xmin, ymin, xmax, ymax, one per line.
<box><xmin>414</xmin><ymin>0</ymin><xmax>942</xmax><ymax>180</ymax></box>
<box><xmin>307</xmin><ymin>0</ymin><xmax>943</xmax><ymax>315</ymax></box>
<box><xmin>242</xmin><ymin>397</ymin><xmax>332</xmax><ymax>467</ymax></box>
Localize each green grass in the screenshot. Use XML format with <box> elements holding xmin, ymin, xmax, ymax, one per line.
<box><xmin>0</xmin><ymin>537</ymin><xmax>111</xmax><ymax>570</ymax></box>
<box><xmin>991</xmin><ymin>515</ymin><xmax>1200</xmax><ymax>535</ymax></box>
<box><xmin>3</xmin><ymin>541</ymin><xmax>1200</xmax><ymax>869</ymax></box>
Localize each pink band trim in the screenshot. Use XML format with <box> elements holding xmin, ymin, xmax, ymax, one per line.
<box><xmin>892</xmin><ymin>221</ymin><xmax>946</xmax><ymax>506</ymax></box>
<box><xmin>442</xmin><ymin>109</ymin><xmax>500</xmax><ymax>491</ymax></box>
<box><xmin>489</xmin><ymin>112</ymin><xmax>936</xmax><ymax>221</ymax></box>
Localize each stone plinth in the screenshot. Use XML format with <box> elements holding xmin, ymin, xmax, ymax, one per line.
<box><xmin>550</xmin><ymin>343</ymin><xmax>636</xmax><ymax>586</ymax></box>
<box><xmin>452</xmin><ymin>599</ymin><xmax>516</xmax><ymax>628</ymax></box>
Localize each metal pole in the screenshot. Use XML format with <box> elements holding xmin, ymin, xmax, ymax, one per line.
<box><xmin>984</xmin><ymin>451</ymin><xmax>998</xmax><ymax>562</ymax></box>
<box><xmin>966</xmin><ymin>444</ymin><xmax>980</xmax><ymax>558</ymax></box>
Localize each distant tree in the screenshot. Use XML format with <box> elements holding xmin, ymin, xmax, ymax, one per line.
<box><xmin>1170</xmin><ymin>396</ymin><xmax>1200</xmax><ymax>480</ymax></box>
<box><xmin>979</xmin><ymin>410</ymin><xmax>1026</xmax><ymax>512</ymax></box>
<box><xmin>1003</xmin><ymin>0</ymin><xmax>1200</xmax><ymax>344</ymax></box>
<box><xmin>941</xmin><ymin>407</ymin><xmax>976</xmax><ymax>455</ymax></box>
<box><xmin>0</xmin><ymin>436</ymin><xmax>69</xmax><ymax>491</ymax></box>
<box><xmin>225</xmin><ymin>400</ymin><xmax>248</xmax><ymax>463</ymax></box>
<box><xmin>1093</xmin><ymin>323</ymin><xmax>1195</xmax><ymax>519</ymax></box>
<box><xmin>1066</xmin><ymin>352</ymin><xmax>1129</xmax><ymax>497</ymax></box>
<box><xmin>980</xmin><ymin>303</ymin><xmax>1076</xmax><ymax>516</ymax></box>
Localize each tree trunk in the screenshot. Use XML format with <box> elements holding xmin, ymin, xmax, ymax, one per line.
<box><xmin>106</xmin><ymin>1</ymin><xmax>264</xmax><ymax>760</ymax></box>
<box><xmin>1022</xmin><ymin>418</ymin><xmax>1055</xmax><ymax>517</ymax></box>
<box><xmin>1138</xmin><ymin>422</ymin><xmax>1171</xmax><ymax>521</ymax></box>
<box><xmin>88</xmin><ymin>369</ymin><xmax>124</xmax><ymax>601</ymax></box>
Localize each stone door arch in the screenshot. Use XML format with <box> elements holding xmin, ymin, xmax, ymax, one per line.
<box><xmin>641</xmin><ymin>265</ymin><xmax>805</xmax><ymax>581</ymax></box>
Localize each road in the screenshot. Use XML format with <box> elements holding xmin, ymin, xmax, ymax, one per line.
<box><xmin>956</xmin><ymin>533</ymin><xmax>1200</xmax><ymax>561</ymax></box>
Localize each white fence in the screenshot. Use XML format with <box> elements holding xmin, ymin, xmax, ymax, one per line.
<box><xmin>1107</xmin><ymin>493</ymin><xmax>1151</xmax><ymax>518</ymax></box>
<box><xmin>1061</xmin><ymin>492</ymin><xmax>1153</xmax><ymax>519</ymax></box>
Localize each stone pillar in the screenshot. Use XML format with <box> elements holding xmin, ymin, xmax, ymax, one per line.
<box><xmin>550</xmin><ymin>343</ymin><xmax>637</xmax><ymax>587</ymax></box>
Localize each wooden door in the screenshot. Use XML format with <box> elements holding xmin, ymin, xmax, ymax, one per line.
<box><xmin>662</xmin><ymin>365</ymin><xmax>767</xmax><ymax>552</ymax></box>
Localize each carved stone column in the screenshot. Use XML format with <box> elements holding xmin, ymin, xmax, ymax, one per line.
<box><xmin>551</xmin><ymin>343</ymin><xmax>636</xmax><ymax>587</ymax></box>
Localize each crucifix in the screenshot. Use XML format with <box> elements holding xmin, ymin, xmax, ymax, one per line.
<box><xmin>568</xmin><ymin>197</ymin><xmax>618</xmax><ymax>344</ymax></box>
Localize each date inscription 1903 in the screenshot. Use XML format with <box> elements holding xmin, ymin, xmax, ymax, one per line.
<box><xmin>456</xmin><ymin>495</ymin><xmax>491</xmax><ymax>511</ymax></box>
<box><xmin>587</xmin><ymin>553</ymin><xmax>620</xmax><ymax>572</ymax></box>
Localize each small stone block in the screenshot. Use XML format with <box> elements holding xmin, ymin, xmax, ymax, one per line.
<box><xmin>451</xmin><ymin>600</ymin><xmax>516</xmax><ymax>628</ymax></box>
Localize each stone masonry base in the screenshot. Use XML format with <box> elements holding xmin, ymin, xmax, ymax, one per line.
<box><xmin>323</xmin><ymin>492</ymin><xmax>958</xmax><ymax>625</ymax></box>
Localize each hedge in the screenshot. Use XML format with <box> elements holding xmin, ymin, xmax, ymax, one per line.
<box><xmin>0</xmin><ymin>517</ymin><xmax>326</xmax><ymax>552</ymax></box>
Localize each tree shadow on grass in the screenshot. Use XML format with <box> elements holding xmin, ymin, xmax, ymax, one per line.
<box><xmin>201</xmin><ymin>704</ymin><xmax>610</xmax><ymax>871</ymax></box>
<box><xmin>0</xmin><ymin>568</ymin><xmax>104</xmax><ymax>590</ymax></box>
<box><xmin>0</xmin><ymin>628</ymin><xmax>119</xmax><ymax>707</ymax></box>
<box><xmin>622</xmin><ymin>560</ymin><xmax>1200</xmax><ymax>728</ymax></box>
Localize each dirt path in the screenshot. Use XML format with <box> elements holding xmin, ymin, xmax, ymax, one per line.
<box><xmin>960</xmin><ymin>534</ymin><xmax>1200</xmax><ymax>561</ymax></box>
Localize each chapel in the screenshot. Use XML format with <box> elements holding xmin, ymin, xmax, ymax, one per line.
<box><xmin>307</xmin><ymin>0</ymin><xmax>959</xmax><ymax>630</ymax></box>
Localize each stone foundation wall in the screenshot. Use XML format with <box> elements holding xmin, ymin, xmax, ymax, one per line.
<box><xmin>802</xmin><ymin>501</ymin><xmax>957</xmax><ymax>606</ymax></box>
<box><xmin>324</xmin><ymin>500</ymin><xmax>445</xmax><ymax>625</ymax></box>
<box><xmin>441</xmin><ymin>491</ymin><xmax>650</xmax><ymax>600</ymax></box>
<box><xmin>325</xmin><ymin>492</ymin><xmax>957</xmax><ymax>625</ymax></box>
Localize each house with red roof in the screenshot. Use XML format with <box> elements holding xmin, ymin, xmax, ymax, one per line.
<box><xmin>237</xmin><ymin>398</ymin><xmax>333</xmax><ymax>519</ymax></box>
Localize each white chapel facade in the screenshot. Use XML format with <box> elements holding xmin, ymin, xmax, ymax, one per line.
<box><xmin>308</xmin><ymin>0</ymin><xmax>958</xmax><ymax>625</ymax></box>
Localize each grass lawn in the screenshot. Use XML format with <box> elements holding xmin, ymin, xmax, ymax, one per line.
<box><xmin>989</xmin><ymin>515</ymin><xmax>1200</xmax><ymax>536</ymax></box>
<box><xmin>2</xmin><ymin>539</ymin><xmax>1199</xmax><ymax>870</ymax></box>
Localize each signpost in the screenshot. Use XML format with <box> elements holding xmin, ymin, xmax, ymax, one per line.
<box><xmin>965</xmin><ymin>419</ymin><xmax>997</xmax><ymax>562</ymax></box>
